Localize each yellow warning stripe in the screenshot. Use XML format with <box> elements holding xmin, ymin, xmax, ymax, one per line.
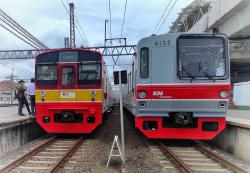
<box><xmin>35</xmin><ymin>89</ymin><xmax>103</xmax><ymax>103</ymax></box>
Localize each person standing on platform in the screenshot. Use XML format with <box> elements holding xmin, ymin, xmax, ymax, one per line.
<box><xmin>27</xmin><ymin>78</ymin><xmax>35</xmax><ymax>116</ymax></box>
<box><xmin>16</xmin><ymin>80</ymin><xmax>31</xmax><ymax>116</ymax></box>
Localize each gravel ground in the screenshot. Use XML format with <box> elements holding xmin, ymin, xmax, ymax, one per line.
<box><xmin>71</xmin><ymin>106</ymin><xmax>162</xmax><ymax>173</ymax></box>
<box><xmin>0</xmin><ymin>107</ymin><xmax>162</xmax><ymax>173</ymax></box>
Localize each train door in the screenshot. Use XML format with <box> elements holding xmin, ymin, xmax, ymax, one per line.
<box><xmin>59</xmin><ymin>64</ymin><xmax>77</xmax><ymax>102</ymax></box>
<box><xmin>151</xmin><ymin>47</ymin><xmax>174</xmax><ymax>109</ymax></box>
<box><xmin>151</xmin><ymin>47</ymin><xmax>174</xmax><ymax>84</ymax></box>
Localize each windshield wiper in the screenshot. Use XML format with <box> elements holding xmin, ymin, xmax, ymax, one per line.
<box><xmin>203</xmin><ymin>72</ymin><xmax>216</xmax><ymax>81</ymax></box>
<box><xmin>181</xmin><ymin>66</ymin><xmax>196</xmax><ymax>81</ymax></box>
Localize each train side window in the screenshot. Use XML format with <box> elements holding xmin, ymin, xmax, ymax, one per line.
<box><xmin>36</xmin><ymin>64</ymin><xmax>57</xmax><ymax>86</ymax></box>
<box><xmin>140</xmin><ymin>47</ymin><xmax>149</xmax><ymax>78</ymax></box>
<box><xmin>61</xmin><ymin>67</ymin><xmax>75</xmax><ymax>87</ymax></box>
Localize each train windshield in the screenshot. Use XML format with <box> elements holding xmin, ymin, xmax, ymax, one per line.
<box><xmin>78</xmin><ymin>62</ymin><xmax>101</xmax><ymax>85</ymax></box>
<box><xmin>61</xmin><ymin>67</ymin><xmax>74</xmax><ymax>86</ymax></box>
<box><xmin>177</xmin><ymin>36</ymin><xmax>226</xmax><ymax>80</ymax></box>
<box><xmin>36</xmin><ymin>64</ymin><xmax>57</xmax><ymax>86</ymax></box>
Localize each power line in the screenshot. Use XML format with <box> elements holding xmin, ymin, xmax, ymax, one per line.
<box><xmin>0</xmin><ymin>8</ymin><xmax>48</xmax><ymax>49</ymax></box>
<box><xmin>0</xmin><ymin>23</ymin><xmax>39</xmax><ymax>49</ymax></box>
<box><xmin>106</xmin><ymin>0</ymin><xmax>109</xmax><ymax>20</ymax></box>
<box><xmin>65</xmin><ymin>0</ymin><xmax>89</xmax><ymax>45</ymax></box>
<box><xmin>108</xmin><ymin>0</ymin><xmax>112</xmax><ymax>39</ymax></box>
<box><xmin>60</xmin><ymin>0</ymin><xmax>89</xmax><ymax>47</ymax></box>
<box><xmin>0</xmin><ymin>61</ymin><xmax>33</xmax><ymax>77</ymax></box>
<box><xmin>2</xmin><ymin>60</ymin><xmax>34</xmax><ymax>74</ymax></box>
<box><xmin>0</xmin><ymin>16</ymin><xmax>44</xmax><ymax>49</ymax></box>
<box><xmin>120</xmin><ymin>0</ymin><xmax>128</xmax><ymax>38</ymax></box>
<box><xmin>156</xmin><ymin>0</ymin><xmax>178</xmax><ymax>34</ymax></box>
<box><xmin>152</xmin><ymin>0</ymin><xmax>173</xmax><ymax>34</ymax></box>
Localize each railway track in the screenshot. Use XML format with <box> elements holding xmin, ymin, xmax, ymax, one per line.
<box><xmin>0</xmin><ymin>136</ymin><xmax>84</xmax><ymax>173</ymax></box>
<box><xmin>157</xmin><ymin>141</ymin><xmax>249</xmax><ymax>173</ymax></box>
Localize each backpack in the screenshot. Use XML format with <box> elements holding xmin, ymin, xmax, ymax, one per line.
<box><xmin>16</xmin><ymin>84</ymin><xmax>25</xmax><ymax>99</ymax></box>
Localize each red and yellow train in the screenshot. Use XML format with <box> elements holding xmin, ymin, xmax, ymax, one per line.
<box><xmin>35</xmin><ymin>48</ymin><xmax>112</xmax><ymax>133</ymax></box>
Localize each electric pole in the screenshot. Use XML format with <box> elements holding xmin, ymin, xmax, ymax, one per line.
<box><xmin>10</xmin><ymin>68</ymin><xmax>13</xmax><ymax>104</ymax></box>
<box><xmin>69</xmin><ymin>3</ymin><xmax>76</xmax><ymax>48</ymax></box>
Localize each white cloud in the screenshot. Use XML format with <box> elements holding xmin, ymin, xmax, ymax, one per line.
<box><xmin>0</xmin><ymin>0</ymin><xmax>194</xmax><ymax>79</ymax></box>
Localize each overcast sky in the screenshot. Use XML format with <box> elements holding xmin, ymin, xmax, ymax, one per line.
<box><xmin>0</xmin><ymin>0</ymin><xmax>194</xmax><ymax>80</ymax></box>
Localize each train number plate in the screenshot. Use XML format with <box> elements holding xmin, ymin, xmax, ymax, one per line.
<box><xmin>60</xmin><ymin>91</ymin><xmax>76</xmax><ymax>98</ymax></box>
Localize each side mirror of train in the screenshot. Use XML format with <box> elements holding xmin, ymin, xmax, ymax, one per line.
<box><xmin>113</xmin><ymin>70</ymin><xmax>127</xmax><ymax>85</ymax></box>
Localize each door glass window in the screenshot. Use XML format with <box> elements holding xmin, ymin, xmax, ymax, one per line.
<box><xmin>62</xmin><ymin>67</ymin><xmax>74</xmax><ymax>86</ymax></box>
<box><xmin>140</xmin><ymin>47</ymin><xmax>149</xmax><ymax>78</ymax></box>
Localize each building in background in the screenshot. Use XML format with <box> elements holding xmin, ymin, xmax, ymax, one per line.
<box><xmin>170</xmin><ymin>0</ymin><xmax>250</xmax><ymax>83</ymax></box>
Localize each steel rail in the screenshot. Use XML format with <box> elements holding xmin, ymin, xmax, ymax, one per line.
<box><xmin>195</xmin><ymin>142</ymin><xmax>249</xmax><ymax>173</ymax></box>
<box><xmin>48</xmin><ymin>137</ymin><xmax>84</xmax><ymax>173</ymax></box>
<box><xmin>158</xmin><ymin>141</ymin><xmax>193</xmax><ymax>173</ymax></box>
<box><xmin>0</xmin><ymin>136</ymin><xmax>57</xmax><ymax>173</ymax></box>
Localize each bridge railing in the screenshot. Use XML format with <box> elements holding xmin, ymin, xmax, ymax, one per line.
<box><xmin>230</xmin><ymin>40</ymin><xmax>250</xmax><ymax>52</ymax></box>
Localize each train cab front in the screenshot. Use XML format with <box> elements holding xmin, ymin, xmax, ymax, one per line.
<box><xmin>35</xmin><ymin>49</ymin><xmax>103</xmax><ymax>134</ymax></box>
<box><xmin>134</xmin><ymin>33</ymin><xmax>230</xmax><ymax>140</ymax></box>
<box><xmin>36</xmin><ymin>101</ymin><xmax>102</xmax><ymax>134</ymax></box>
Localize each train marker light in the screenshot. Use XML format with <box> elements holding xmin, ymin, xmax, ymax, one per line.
<box><xmin>219</xmin><ymin>91</ymin><xmax>229</xmax><ymax>99</ymax></box>
<box><xmin>90</xmin><ymin>90</ymin><xmax>96</xmax><ymax>97</ymax></box>
<box><xmin>139</xmin><ymin>91</ymin><xmax>147</xmax><ymax>99</ymax></box>
<box><xmin>40</xmin><ymin>90</ymin><xmax>46</xmax><ymax>97</ymax></box>
<box><xmin>43</xmin><ymin>116</ymin><xmax>50</xmax><ymax>123</ymax></box>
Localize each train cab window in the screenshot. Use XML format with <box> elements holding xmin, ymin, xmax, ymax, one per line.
<box><xmin>140</xmin><ymin>47</ymin><xmax>149</xmax><ymax>78</ymax></box>
<box><xmin>61</xmin><ymin>67</ymin><xmax>75</xmax><ymax>87</ymax></box>
<box><xmin>36</xmin><ymin>64</ymin><xmax>57</xmax><ymax>86</ymax></box>
<box><xmin>177</xmin><ymin>36</ymin><xmax>227</xmax><ymax>80</ymax></box>
<box><xmin>78</xmin><ymin>63</ymin><xmax>101</xmax><ymax>85</ymax></box>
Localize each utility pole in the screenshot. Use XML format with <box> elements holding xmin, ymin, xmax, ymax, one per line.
<box><xmin>64</xmin><ymin>37</ymin><xmax>70</xmax><ymax>48</ymax></box>
<box><xmin>69</xmin><ymin>3</ymin><xmax>76</xmax><ymax>48</ymax></box>
<box><xmin>10</xmin><ymin>68</ymin><xmax>14</xmax><ymax>104</ymax></box>
<box><xmin>104</xmin><ymin>20</ymin><xmax>108</xmax><ymax>46</ymax></box>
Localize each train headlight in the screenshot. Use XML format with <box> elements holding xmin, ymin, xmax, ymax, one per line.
<box><xmin>40</xmin><ymin>90</ymin><xmax>46</xmax><ymax>97</ymax></box>
<box><xmin>139</xmin><ymin>91</ymin><xmax>147</xmax><ymax>99</ymax></box>
<box><xmin>90</xmin><ymin>90</ymin><xmax>96</xmax><ymax>97</ymax></box>
<box><xmin>219</xmin><ymin>90</ymin><xmax>229</xmax><ymax>99</ymax></box>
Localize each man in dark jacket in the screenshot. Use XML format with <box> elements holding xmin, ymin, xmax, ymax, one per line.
<box><xmin>16</xmin><ymin>80</ymin><xmax>31</xmax><ymax>116</ymax></box>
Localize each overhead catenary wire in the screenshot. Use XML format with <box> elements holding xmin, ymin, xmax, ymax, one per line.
<box><xmin>120</xmin><ymin>0</ymin><xmax>128</xmax><ymax>38</ymax></box>
<box><xmin>0</xmin><ymin>16</ymin><xmax>45</xmax><ymax>49</ymax></box>
<box><xmin>65</xmin><ymin>0</ymin><xmax>90</xmax><ymax>45</ymax></box>
<box><xmin>0</xmin><ymin>23</ymin><xmax>39</xmax><ymax>49</ymax></box>
<box><xmin>0</xmin><ymin>61</ymin><xmax>33</xmax><ymax>77</ymax></box>
<box><xmin>108</xmin><ymin>0</ymin><xmax>112</xmax><ymax>39</ymax></box>
<box><xmin>156</xmin><ymin>0</ymin><xmax>178</xmax><ymax>34</ymax></box>
<box><xmin>2</xmin><ymin>59</ymin><xmax>34</xmax><ymax>75</ymax></box>
<box><xmin>0</xmin><ymin>8</ymin><xmax>48</xmax><ymax>49</ymax></box>
<box><xmin>152</xmin><ymin>0</ymin><xmax>173</xmax><ymax>34</ymax></box>
<box><xmin>60</xmin><ymin>0</ymin><xmax>89</xmax><ymax>47</ymax></box>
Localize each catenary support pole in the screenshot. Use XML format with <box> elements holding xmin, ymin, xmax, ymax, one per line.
<box><xmin>119</xmin><ymin>71</ymin><xmax>125</xmax><ymax>163</ymax></box>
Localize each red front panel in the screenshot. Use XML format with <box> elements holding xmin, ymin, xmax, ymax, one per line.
<box><xmin>136</xmin><ymin>84</ymin><xmax>231</xmax><ymax>99</ymax></box>
<box><xmin>135</xmin><ymin>116</ymin><xmax>226</xmax><ymax>140</ymax></box>
<box><xmin>36</xmin><ymin>102</ymin><xmax>102</xmax><ymax>133</ymax></box>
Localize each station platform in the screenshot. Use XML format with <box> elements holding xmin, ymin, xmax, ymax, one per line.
<box><xmin>0</xmin><ymin>106</ymin><xmax>34</xmax><ymax>129</ymax></box>
<box><xmin>227</xmin><ymin>109</ymin><xmax>250</xmax><ymax>129</ymax></box>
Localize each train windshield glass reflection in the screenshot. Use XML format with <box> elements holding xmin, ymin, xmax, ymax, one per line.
<box><xmin>78</xmin><ymin>63</ymin><xmax>101</xmax><ymax>85</ymax></box>
<box><xmin>62</xmin><ymin>67</ymin><xmax>74</xmax><ymax>86</ymax></box>
<box><xmin>37</xmin><ymin>64</ymin><xmax>57</xmax><ymax>86</ymax></box>
<box><xmin>59</xmin><ymin>51</ymin><xmax>78</xmax><ymax>62</ymax></box>
<box><xmin>178</xmin><ymin>37</ymin><xmax>226</xmax><ymax>79</ymax></box>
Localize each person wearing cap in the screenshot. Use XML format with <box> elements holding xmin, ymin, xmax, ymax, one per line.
<box><xmin>27</xmin><ymin>78</ymin><xmax>35</xmax><ymax>116</ymax></box>
<box><xmin>16</xmin><ymin>80</ymin><xmax>31</xmax><ymax>116</ymax></box>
